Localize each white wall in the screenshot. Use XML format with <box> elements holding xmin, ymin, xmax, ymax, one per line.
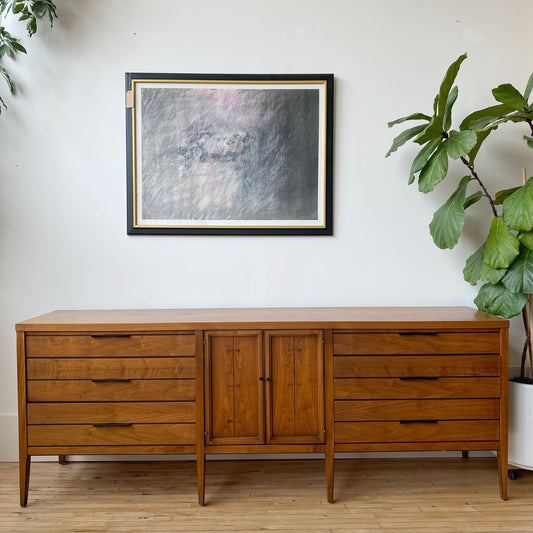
<box><xmin>0</xmin><ymin>0</ymin><xmax>531</xmax><ymax>461</ymax></box>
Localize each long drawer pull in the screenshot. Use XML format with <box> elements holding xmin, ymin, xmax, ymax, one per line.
<box><xmin>399</xmin><ymin>420</ymin><xmax>437</xmax><ymax>424</ymax></box>
<box><xmin>92</xmin><ymin>423</ymin><xmax>132</xmax><ymax>428</ymax></box>
<box><xmin>398</xmin><ymin>332</ymin><xmax>438</xmax><ymax>336</ymax></box>
<box><xmin>90</xmin><ymin>334</ymin><xmax>132</xmax><ymax>338</ymax></box>
<box><xmin>399</xmin><ymin>376</ymin><xmax>439</xmax><ymax>381</ymax></box>
<box><xmin>91</xmin><ymin>378</ymin><xmax>132</xmax><ymax>383</ymax></box>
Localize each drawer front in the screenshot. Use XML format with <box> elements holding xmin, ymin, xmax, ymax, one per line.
<box><xmin>333</xmin><ymin>332</ymin><xmax>500</xmax><ymax>355</ymax></box>
<box><xmin>334</xmin><ymin>399</ymin><xmax>499</xmax><ymax>421</ymax></box>
<box><xmin>334</xmin><ymin>377</ymin><xmax>501</xmax><ymax>399</ymax></box>
<box><xmin>334</xmin><ymin>355</ymin><xmax>500</xmax><ymax>378</ymax></box>
<box><xmin>27</xmin><ymin>379</ymin><xmax>195</xmax><ymax>402</ymax></box>
<box><xmin>27</xmin><ymin>423</ymin><xmax>195</xmax><ymax>446</ymax></box>
<box><xmin>335</xmin><ymin>420</ymin><xmax>499</xmax><ymax>443</ymax></box>
<box><xmin>26</xmin><ymin>357</ymin><xmax>195</xmax><ymax>380</ymax></box>
<box><xmin>27</xmin><ymin>402</ymin><xmax>195</xmax><ymax>424</ymax></box>
<box><xmin>25</xmin><ymin>334</ymin><xmax>195</xmax><ymax>357</ymax></box>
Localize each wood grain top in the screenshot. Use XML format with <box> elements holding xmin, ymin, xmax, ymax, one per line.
<box><xmin>15</xmin><ymin>307</ymin><xmax>509</xmax><ymax>332</ymax></box>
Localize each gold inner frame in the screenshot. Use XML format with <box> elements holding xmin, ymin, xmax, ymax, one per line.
<box><xmin>129</xmin><ymin>78</ymin><xmax>330</xmax><ymax>230</ymax></box>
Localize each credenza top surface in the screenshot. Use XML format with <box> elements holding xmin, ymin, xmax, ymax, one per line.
<box><xmin>16</xmin><ymin>307</ymin><xmax>509</xmax><ymax>333</ymax></box>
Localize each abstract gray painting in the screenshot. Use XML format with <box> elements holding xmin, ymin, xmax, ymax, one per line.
<box><xmin>138</xmin><ymin>86</ymin><xmax>321</xmax><ymax>224</ymax></box>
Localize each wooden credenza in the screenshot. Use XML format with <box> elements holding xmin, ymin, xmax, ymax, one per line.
<box><xmin>16</xmin><ymin>307</ymin><xmax>509</xmax><ymax>506</ymax></box>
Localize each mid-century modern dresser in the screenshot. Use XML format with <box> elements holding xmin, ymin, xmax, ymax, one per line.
<box><xmin>16</xmin><ymin>307</ymin><xmax>509</xmax><ymax>506</ymax></box>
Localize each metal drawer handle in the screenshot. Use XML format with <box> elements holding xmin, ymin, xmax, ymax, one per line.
<box><xmin>399</xmin><ymin>377</ymin><xmax>439</xmax><ymax>381</ymax></box>
<box><xmin>92</xmin><ymin>423</ymin><xmax>132</xmax><ymax>427</ymax></box>
<box><xmin>399</xmin><ymin>420</ymin><xmax>438</xmax><ymax>424</ymax></box>
<box><xmin>90</xmin><ymin>334</ymin><xmax>132</xmax><ymax>338</ymax></box>
<box><xmin>91</xmin><ymin>379</ymin><xmax>131</xmax><ymax>383</ymax></box>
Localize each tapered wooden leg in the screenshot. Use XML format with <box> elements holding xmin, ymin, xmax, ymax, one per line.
<box><xmin>59</xmin><ymin>455</ymin><xmax>67</xmax><ymax>464</ymax></box>
<box><xmin>461</xmin><ymin>451</ymin><xmax>469</xmax><ymax>459</ymax></box>
<box><xmin>324</xmin><ymin>329</ymin><xmax>335</xmax><ymax>503</ymax></box>
<box><xmin>197</xmin><ymin>452</ymin><xmax>205</xmax><ymax>506</ymax></box>
<box><xmin>19</xmin><ymin>455</ymin><xmax>31</xmax><ymax>507</ymax></box>
<box><xmin>326</xmin><ymin>449</ymin><xmax>334</xmax><ymax>503</ymax></box>
<box><xmin>497</xmin><ymin>450</ymin><xmax>508</xmax><ymax>500</ymax></box>
<box><xmin>195</xmin><ymin>329</ymin><xmax>206</xmax><ymax>505</ymax></box>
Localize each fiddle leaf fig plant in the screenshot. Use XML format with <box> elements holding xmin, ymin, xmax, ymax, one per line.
<box><xmin>387</xmin><ymin>54</ymin><xmax>533</xmax><ymax>380</ymax></box>
<box><xmin>0</xmin><ymin>0</ymin><xmax>57</xmax><ymax>113</ymax></box>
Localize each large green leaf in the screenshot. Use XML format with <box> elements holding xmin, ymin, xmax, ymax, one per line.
<box><xmin>408</xmin><ymin>137</ymin><xmax>442</xmax><ymax>185</ymax></box>
<box><xmin>480</xmin><ymin>264</ymin><xmax>508</xmax><ymax>284</ymax></box>
<box><xmin>446</xmin><ymin>130</ymin><xmax>477</xmax><ymax>159</ymax></box>
<box><xmin>502</xmin><ymin>246</ymin><xmax>533</xmax><ymax>293</ymax></box>
<box><xmin>525</xmin><ymin>72</ymin><xmax>533</xmax><ymax>101</ymax></box>
<box><xmin>386</xmin><ymin>124</ymin><xmax>426</xmax><ymax>157</ymax></box>
<box><xmin>418</xmin><ymin>141</ymin><xmax>449</xmax><ymax>193</ymax></box>
<box><xmin>492</xmin><ymin>83</ymin><xmax>529</xmax><ymax>112</ymax></box>
<box><xmin>502</xmin><ymin>177</ymin><xmax>533</xmax><ymax>231</ymax></box>
<box><xmin>437</xmin><ymin>54</ymin><xmax>467</xmax><ymax>119</ymax></box>
<box><xmin>414</xmin><ymin>116</ymin><xmax>444</xmax><ymax>145</ymax></box>
<box><xmin>519</xmin><ymin>230</ymin><xmax>533</xmax><ymax>250</ymax></box>
<box><xmin>484</xmin><ymin>216</ymin><xmax>520</xmax><ymax>268</ymax></box>
<box><xmin>387</xmin><ymin>113</ymin><xmax>431</xmax><ymax>128</ymax></box>
<box><xmin>474</xmin><ymin>282</ymin><xmax>528</xmax><ymax>318</ymax></box>
<box><xmin>429</xmin><ymin>176</ymin><xmax>470</xmax><ymax>249</ymax></box>
<box><xmin>463</xmin><ymin>245</ymin><xmax>485</xmax><ymax>285</ymax></box>
<box><xmin>495</xmin><ymin>186</ymin><xmax>520</xmax><ymax>205</ymax></box>
<box><xmin>442</xmin><ymin>85</ymin><xmax>458</xmax><ymax>131</ymax></box>
<box><xmin>466</xmin><ymin>129</ymin><xmax>495</xmax><ymax>164</ymax></box>
<box><xmin>459</xmin><ymin>104</ymin><xmax>515</xmax><ymax>131</ymax></box>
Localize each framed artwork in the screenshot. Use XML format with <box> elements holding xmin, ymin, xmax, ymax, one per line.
<box><xmin>125</xmin><ymin>73</ymin><xmax>333</xmax><ymax>235</ymax></box>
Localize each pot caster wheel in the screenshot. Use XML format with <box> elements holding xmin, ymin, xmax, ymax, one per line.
<box><xmin>508</xmin><ymin>469</ymin><xmax>520</xmax><ymax>481</ymax></box>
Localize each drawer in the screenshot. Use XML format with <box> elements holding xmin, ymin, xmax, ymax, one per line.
<box><xmin>27</xmin><ymin>379</ymin><xmax>195</xmax><ymax>402</ymax></box>
<box><xmin>25</xmin><ymin>334</ymin><xmax>195</xmax><ymax>357</ymax></box>
<box><xmin>334</xmin><ymin>399</ymin><xmax>499</xmax><ymax>421</ymax></box>
<box><xmin>335</xmin><ymin>420</ymin><xmax>499</xmax><ymax>443</ymax></box>
<box><xmin>333</xmin><ymin>332</ymin><xmax>500</xmax><ymax>355</ymax></box>
<box><xmin>26</xmin><ymin>357</ymin><xmax>195</xmax><ymax>379</ymax></box>
<box><xmin>334</xmin><ymin>355</ymin><xmax>500</xmax><ymax>378</ymax></box>
<box><xmin>27</xmin><ymin>402</ymin><xmax>195</xmax><ymax>424</ymax></box>
<box><xmin>334</xmin><ymin>377</ymin><xmax>501</xmax><ymax>399</ymax></box>
<box><xmin>27</xmin><ymin>423</ymin><xmax>195</xmax><ymax>446</ymax></box>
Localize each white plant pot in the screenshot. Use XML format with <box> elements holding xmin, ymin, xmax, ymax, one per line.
<box><xmin>509</xmin><ymin>379</ymin><xmax>533</xmax><ymax>470</ymax></box>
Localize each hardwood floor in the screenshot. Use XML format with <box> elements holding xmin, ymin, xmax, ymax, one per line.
<box><xmin>1</xmin><ymin>457</ymin><xmax>533</xmax><ymax>532</ymax></box>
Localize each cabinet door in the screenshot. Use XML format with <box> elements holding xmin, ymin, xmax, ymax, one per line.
<box><xmin>204</xmin><ymin>331</ymin><xmax>263</xmax><ymax>444</ymax></box>
<box><xmin>265</xmin><ymin>331</ymin><xmax>324</xmax><ymax>443</ymax></box>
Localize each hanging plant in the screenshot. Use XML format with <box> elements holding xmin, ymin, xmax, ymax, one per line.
<box><xmin>0</xmin><ymin>0</ymin><xmax>57</xmax><ymax>113</ymax></box>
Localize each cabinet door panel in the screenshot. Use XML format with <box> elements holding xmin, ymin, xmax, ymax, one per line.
<box><xmin>208</xmin><ymin>335</ymin><xmax>235</xmax><ymax>440</ymax></box>
<box><xmin>205</xmin><ymin>332</ymin><xmax>263</xmax><ymax>444</ymax></box>
<box><xmin>234</xmin><ymin>335</ymin><xmax>263</xmax><ymax>440</ymax></box>
<box><xmin>270</xmin><ymin>335</ymin><xmax>295</xmax><ymax>439</ymax></box>
<box><xmin>294</xmin><ymin>335</ymin><xmax>322</xmax><ymax>438</ymax></box>
<box><xmin>266</xmin><ymin>331</ymin><xmax>324</xmax><ymax>444</ymax></box>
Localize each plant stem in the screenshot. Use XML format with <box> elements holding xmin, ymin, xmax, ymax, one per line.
<box><xmin>527</xmin><ymin>118</ymin><xmax>533</xmax><ymax>137</ymax></box>
<box><xmin>520</xmin><ymin>307</ymin><xmax>531</xmax><ymax>380</ymax></box>
<box><xmin>460</xmin><ymin>156</ymin><xmax>498</xmax><ymax>217</ymax></box>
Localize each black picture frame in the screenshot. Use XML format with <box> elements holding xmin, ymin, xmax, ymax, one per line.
<box><xmin>125</xmin><ymin>73</ymin><xmax>333</xmax><ymax>235</ymax></box>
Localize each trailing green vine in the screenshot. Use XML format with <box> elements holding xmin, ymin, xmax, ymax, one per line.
<box><xmin>0</xmin><ymin>0</ymin><xmax>57</xmax><ymax>113</ymax></box>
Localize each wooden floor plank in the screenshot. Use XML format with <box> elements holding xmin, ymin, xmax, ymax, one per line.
<box><xmin>1</xmin><ymin>458</ymin><xmax>533</xmax><ymax>532</ymax></box>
